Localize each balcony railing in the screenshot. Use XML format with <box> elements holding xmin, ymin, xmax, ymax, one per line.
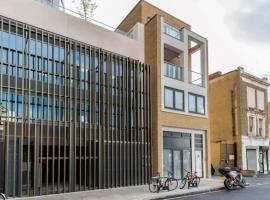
<box><xmin>189</xmin><ymin>70</ymin><xmax>203</xmax><ymax>86</ymax></box>
<box><xmin>164</xmin><ymin>62</ymin><xmax>183</xmax><ymax>81</ymax></box>
<box><xmin>164</xmin><ymin>23</ymin><xmax>181</xmax><ymax>40</ymax></box>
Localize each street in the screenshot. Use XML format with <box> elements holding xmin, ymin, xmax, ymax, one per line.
<box><xmin>170</xmin><ymin>178</ymin><xmax>270</xmax><ymax>200</ymax></box>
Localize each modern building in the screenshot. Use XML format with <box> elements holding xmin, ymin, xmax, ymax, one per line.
<box><xmin>0</xmin><ymin>0</ymin><xmax>151</xmax><ymax>197</ymax></box>
<box><xmin>118</xmin><ymin>0</ymin><xmax>210</xmax><ymax>179</ymax></box>
<box><xmin>210</xmin><ymin>67</ymin><xmax>269</xmax><ymax>174</ymax></box>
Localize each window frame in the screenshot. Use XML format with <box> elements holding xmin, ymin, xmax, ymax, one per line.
<box><xmin>188</xmin><ymin>92</ymin><xmax>205</xmax><ymax>115</ymax></box>
<box><xmin>164</xmin><ymin>86</ymin><xmax>185</xmax><ymax>111</ymax></box>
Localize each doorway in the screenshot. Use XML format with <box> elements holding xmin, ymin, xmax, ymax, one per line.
<box><xmin>163</xmin><ymin>149</ymin><xmax>191</xmax><ymax>179</ymax></box>
<box><xmin>259</xmin><ymin>148</ymin><xmax>268</xmax><ymax>174</ymax></box>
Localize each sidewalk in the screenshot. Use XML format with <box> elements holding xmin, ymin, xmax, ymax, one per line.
<box><xmin>13</xmin><ymin>179</ymin><xmax>224</xmax><ymax>200</ymax></box>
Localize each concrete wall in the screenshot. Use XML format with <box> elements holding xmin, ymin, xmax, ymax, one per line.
<box><xmin>0</xmin><ymin>0</ymin><xmax>145</xmax><ymax>62</ymax></box>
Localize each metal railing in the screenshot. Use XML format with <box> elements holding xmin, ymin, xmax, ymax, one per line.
<box><xmin>164</xmin><ymin>23</ymin><xmax>181</xmax><ymax>40</ymax></box>
<box><xmin>189</xmin><ymin>70</ymin><xmax>203</xmax><ymax>86</ymax></box>
<box><xmin>164</xmin><ymin>62</ymin><xmax>183</xmax><ymax>81</ymax></box>
<box><xmin>34</xmin><ymin>0</ymin><xmax>132</xmax><ymax>38</ymax></box>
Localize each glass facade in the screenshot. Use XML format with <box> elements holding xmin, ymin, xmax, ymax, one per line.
<box><xmin>0</xmin><ymin>16</ymin><xmax>151</xmax><ymax>197</ymax></box>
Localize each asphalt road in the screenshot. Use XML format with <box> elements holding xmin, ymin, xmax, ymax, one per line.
<box><xmin>170</xmin><ymin>179</ymin><xmax>270</xmax><ymax>200</ymax></box>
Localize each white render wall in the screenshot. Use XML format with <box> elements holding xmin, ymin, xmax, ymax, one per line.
<box><xmin>0</xmin><ymin>0</ymin><xmax>145</xmax><ymax>62</ymax></box>
<box><xmin>241</xmin><ymin>135</ymin><xmax>270</xmax><ymax>172</ymax></box>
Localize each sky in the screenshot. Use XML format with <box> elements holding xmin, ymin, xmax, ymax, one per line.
<box><xmin>65</xmin><ymin>0</ymin><xmax>270</xmax><ymax>78</ymax></box>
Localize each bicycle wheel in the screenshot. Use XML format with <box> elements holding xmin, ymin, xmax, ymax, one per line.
<box><xmin>0</xmin><ymin>193</ymin><xmax>6</xmax><ymax>200</ymax></box>
<box><xmin>195</xmin><ymin>176</ymin><xmax>200</xmax><ymax>187</ymax></box>
<box><xmin>167</xmin><ymin>178</ymin><xmax>178</xmax><ymax>191</ymax></box>
<box><xmin>148</xmin><ymin>182</ymin><xmax>159</xmax><ymax>193</ymax></box>
<box><xmin>179</xmin><ymin>178</ymin><xmax>187</xmax><ymax>189</ymax></box>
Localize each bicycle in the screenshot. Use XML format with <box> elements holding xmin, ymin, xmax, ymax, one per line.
<box><xmin>148</xmin><ymin>171</ymin><xmax>178</xmax><ymax>193</ymax></box>
<box><xmin>0</xmin><ymin>193</ymin><xmax>7</xmax><ymax>200</ymax></box>
<box><xmin>179</xmin><ymin>169</ymin><xmax>200</xmax><ymax>189</ymax></box>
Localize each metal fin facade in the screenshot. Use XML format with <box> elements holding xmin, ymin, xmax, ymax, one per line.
<box><xmin>0</xmin><ymin>16</ymin><xmax>151</xmax><ymax>197</ymax></box>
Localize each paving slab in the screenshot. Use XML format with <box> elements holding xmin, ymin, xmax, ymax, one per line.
<box><xmin>11</xmin><ymin>179</ymin><xmax>224</xmax><ymax>200</ymax></box>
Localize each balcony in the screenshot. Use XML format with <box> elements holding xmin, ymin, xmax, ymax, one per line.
<box><xmin>164</xmin><ymin>23</ymin><xmax>181</xmax><ymax>40</ymax></box>
<box><xmin>189</xmin><ymin>70</ymin><xmax>203</xmax><ymax>86</ymax></box>
<box><xmin>164</xmin><ymin>62</ymin><xmax>183</xmax><ymax>81</ymax></box>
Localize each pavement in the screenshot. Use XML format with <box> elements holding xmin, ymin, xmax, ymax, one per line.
<box><xmin>11</xmin><ymin>179</ymin><xmax>224</xmax><ymax>200</ymax></box>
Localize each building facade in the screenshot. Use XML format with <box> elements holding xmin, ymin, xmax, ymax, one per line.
<box><xmin>210</xmin><ymin>67</ymin><xmax>269</xmax><ymax>174</ymax></box>
<box><xmin>118</xmin><ymin>0</ymin><xmax>210</xmax><ymax>179</ymax></box>
<box><xmin>0</xmin><ymin>0</ymin><xmax>151</xmax><ymax>197</ymax></box>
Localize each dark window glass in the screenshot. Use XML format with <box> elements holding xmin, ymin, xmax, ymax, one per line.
<box><xmin>188</xmin><ymin>93</ymin><xmax>205</xmax><ymax>115</ymax></box>
<box><xmin>164</xmin><ymin>87</ymin><xmax>184</xmax><ymax>111</ymax></box>
<box><xmin>43</xmin><ymin>98</ymin><xmax>47</xmax><ymax>120</ymax></box>
<box><xmin>17</xmin><ymin>95</ymin><xmax>23</xmax><ymax>121</ymax></box>
<box><xmin>37</xmin><ymin>97</ymin><xmax>42</xmax><ymax>119</ymax></box>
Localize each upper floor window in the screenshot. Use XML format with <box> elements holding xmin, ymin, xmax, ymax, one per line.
<box><xmin>247</xmin><ymin>87</ymin><xmax>256</xmax><ymax>108</ymax></box>
<box><xmin>188</xmin><ymin>93</ymin><xmax>205</xmax><ymax>115</ymax></box>
<box><xmin>164</xmin><ymin>87</ymin><xmax>184</xmax><ymax>111</ymax></box>
<box><xmin>248</xmin><ymin>116</ymin><xmax>254</xmax><ymax>135</ymax></box>
<box><xmin>164</xmin><ymin>23</ymin><xmax>181</xmax><ymax>40</ymax></box>
<box><xmin>258</xmin><ymin>118</ymin><xmax>264</xmax><ymax>137</ymax></box>
<box><xmin>257</xmin><ymin>90</ymin><xmax>265</xmax><ymax>111</ymax></box>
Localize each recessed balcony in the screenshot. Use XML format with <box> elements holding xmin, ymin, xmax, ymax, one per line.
<box><xmin>164</xmin><ymin>62</ymin><xmax>184</xmax><ymax>81</ymax></box>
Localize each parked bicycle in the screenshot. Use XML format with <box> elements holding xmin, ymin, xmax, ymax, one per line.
<box><xmin>179</xmin><ymin>169</ymin><xmax>200</xmax><ymax>189</ymax></box>
<box><xmin>0</xmin><ymin>193</ymin><xmax>7</xmax><ymax>200</ymax></box>
<box><xmin>148</xmin><ymin>172</ymin><xmax>178</xmax><ymax>193</ymax></box>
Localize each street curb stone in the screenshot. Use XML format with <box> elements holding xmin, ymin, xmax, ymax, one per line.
<box><xmin>150</xmin><ymin>186</ymin><xmax>225</xmax><ymax>200</ymax></box>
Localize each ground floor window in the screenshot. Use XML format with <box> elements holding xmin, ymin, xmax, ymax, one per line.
<box><xmin>163</xmin><ymin>131</ymin><xmax>204</xmax><ymax>179</ymax></box>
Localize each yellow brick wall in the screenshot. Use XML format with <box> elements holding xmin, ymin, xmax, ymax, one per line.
<box><xmin>209</xmin><ymin>70</ymin><xmax>243</xmax><ymax>169</ymax></box>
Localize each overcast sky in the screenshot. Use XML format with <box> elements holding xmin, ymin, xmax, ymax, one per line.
<box><xmin>66</xmin><ymin>0</ymin><xmax>270</xmax><ymax>77</ymax></box>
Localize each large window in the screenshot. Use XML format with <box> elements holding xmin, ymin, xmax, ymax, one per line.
<box><xmin>164</xmin><ymin>23</ymin><xmax>181</xmax><ymax>40</ymax></box>
<box><xmin>188</xmin><ymin>93</ymin><xmax>205</xmax><ymax>114</ymax></box>
<box><xmin>164</xmin><ymin>87</ymin><xmax>184</xmax><ymax>111</ymax></box>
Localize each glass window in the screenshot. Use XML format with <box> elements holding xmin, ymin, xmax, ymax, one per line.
<box><xmin>30</xmin><ymin>39</ymin><xmax>35</xmax><ymax>55</ymax></box>
<box><xmin>43</xmin><ymin>43</ymin><xmax>48</xmax><ymax>58</ymax></box>
<box><xmin>165</xmin><ymin>87</ymin><xmax>174</xmax><ymax>108</ymax></box>
<box><xmin>249</xmin><ymin>116</ymin><xmax>254</xmax><ymax>133</ymax></box>
<box><xmin>188</xmin><ymin>94</ymin><xmax>196</xmax><ymax>112</ymax></box>
<box><xmin>2</xmin><ymin>49</ymin><xmax>8</xmax><ymax>63</ymax></box>
<box><xmin>165</xmin><ymin>87</ymin><xmax>184</xmax><ymax>111</ymax></box>
<box><xmin>37</xmin><ymin>97</ymin><xmax>42</xmax><ymax>120</ymax></box>
<box><xmin>188</xmin><ymin>93</ymin><xmax>205</xmax><ymax>114</ymax></box>
<box><xmin>3</xmin><ymin>31</ymin><xmax>9</xmax><ymax>48</ymax></box>
<box><xmin>49</xmin><ymin>97</ymin><xmax>53</xmax><ymax>120</ymax></box>
<box><xmin>175</xmin><ymin>90</ymin><xmax>184</xmax><ymax>110</ymax></box>
<box><xmin>1</xmin><ymin>64</ymin><xmax>7</xmax><ymax>75</ymax></box>
<box><xmin>43</xmin><ymin>98</ymin><xmax>47</xmax><ymax>120</ymax></box>
<box><xmin>17</xmin><ymin>95</ymin><xmax>23</xmax><ymax>121</ymax></box>
<box><xmin>9</xmin><ymin>93</ymin><xmax>15</xmax><ymax>118</ymax></box>
<box><xmin>18</xmin><ymin>52</ymin><xmax>23</xmax><ymax>66</ymax></box>
<box><xmin>17</xmin><ymin>35</ymin><xmax>23</xmax><ymax>52</ymax></box>
<box><xmin>37</xmin><ymin>40</ymin><xmax>42</xmax><ymax>56</ymax></box>
<box><xmin>30</xmin><ymin>96</ymin><xmax>35</xmax><ymax>120</ymax></box>
<box><xmin>197</xmin><ymin>96</ymin><xmax>205</xmax><ymax>114</ymax></box>
<box><xmin>10</xmin><ymin>33</ymin><xmax>16</xmax><ymax>50</ymax></box>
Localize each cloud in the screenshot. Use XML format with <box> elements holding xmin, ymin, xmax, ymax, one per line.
<box><xmin>224</xmin><ymin>0</ymin><xmax>270</xmax><ymax>44</ymax></box>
